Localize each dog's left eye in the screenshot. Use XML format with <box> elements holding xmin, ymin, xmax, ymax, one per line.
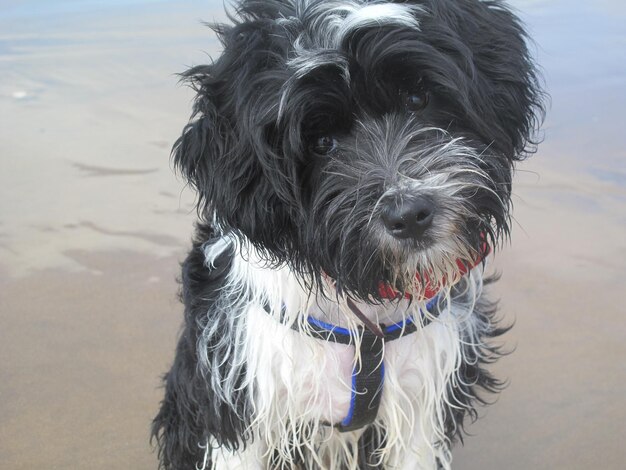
<box><xmin>403</xmin><ymin>90</ymin><xmax>430</xmax><ymax>113</ymax></box>
<box><xmin>311</xmin><ymin>136</ymin><xmax>338</xmax><ymax>155</ymax></box>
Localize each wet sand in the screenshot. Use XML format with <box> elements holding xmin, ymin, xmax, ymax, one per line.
<box><xmin>1</xmin><ymin>1</ymin><xmax>625</xmax><ymax>469</ymax></box>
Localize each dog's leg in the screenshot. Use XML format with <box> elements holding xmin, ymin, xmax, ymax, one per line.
<box><xmin>153</xmin><ymin>228</ymin><xmax>255</xmax><ymax>469</ymax></box>
<box><xmin>152</xmin><ymin>330</ymin><xmax>213</xmax><ymax>470</ymax></box>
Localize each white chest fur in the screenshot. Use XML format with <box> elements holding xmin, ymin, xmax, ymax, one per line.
<box><xmin>203</xmin><ymin>237</ymin><xmax>485</xmax><ymax>470</ymax></box>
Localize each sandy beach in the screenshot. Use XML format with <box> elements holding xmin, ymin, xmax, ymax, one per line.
<box><xmin>1</xmin><ymin>1</ymin><xmax>625</xmax><ymax>469</ymax></box>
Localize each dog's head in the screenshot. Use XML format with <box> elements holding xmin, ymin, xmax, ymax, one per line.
<box><xmin>174</xmin><ymin>0</ymin><xmax>543</xmax><ymax>300</ymax></box>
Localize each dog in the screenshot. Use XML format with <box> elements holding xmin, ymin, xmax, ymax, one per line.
<box><xmin>152</xmin><ymin>1</ymin><xmax>543</xmax><ymax>468</ymax></box>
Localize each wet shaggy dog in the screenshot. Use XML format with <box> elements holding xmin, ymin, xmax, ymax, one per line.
<box><xmin>152</xmin><ymin>1</ymin><xmax>543</xmax><ymax>468</ymax></box>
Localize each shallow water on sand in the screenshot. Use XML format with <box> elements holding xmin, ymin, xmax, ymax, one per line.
<box><xmin>0</xmin><ymin>1</ymin><xmax>624</xmax><ymax>469</ymax></box>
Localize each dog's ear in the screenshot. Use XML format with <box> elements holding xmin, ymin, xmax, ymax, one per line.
<box><xmin>171</xmin><ymin>65</ymin><xmax>232</xmax><ymax>210</ymax></box>
<box><xmin>417</xmin><ymin>0</ymin><xmax>545</xmax><ymax>159</ymax></box>
<box><xmin>458</xmin><ymin>0</ymin><xmax>545</xmax><ymax>159</ymax></box>
<box><xmin>170</xmin><ymin>23</ymin><xmax>302</xmax><ymax>252</ymax></box>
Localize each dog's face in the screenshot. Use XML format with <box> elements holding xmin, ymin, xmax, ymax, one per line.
<box><xmin>175</xmin><ymin>0</ymin><xmax>542</xmax><ymax>300</ymax></box>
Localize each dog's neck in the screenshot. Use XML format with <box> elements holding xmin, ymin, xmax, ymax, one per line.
<box><xmin>211</xmin><ymin>234</ymin><xmax>487</xmax><ymax>331</ymax></box>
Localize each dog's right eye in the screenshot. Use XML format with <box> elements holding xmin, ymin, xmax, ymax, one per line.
<box><xmin>311</xmin><ymin>136</ymin><xmax>338</xmax><ymax>155</ymax></box>
<box><xmin>403</xmin><ymin>90</ymin><xmax>430</xmax><ymax>113</ymax></box>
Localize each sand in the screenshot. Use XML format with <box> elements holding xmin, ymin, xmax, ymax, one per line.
<box><xmin>1</xmin><ymin>0</ymin><xmax>624</xmax><ymax>469</ymax></box>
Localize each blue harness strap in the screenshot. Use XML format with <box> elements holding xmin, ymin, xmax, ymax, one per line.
<box><xmin>299</xmin><ymin>296</ymin><xmax>439</xmax><ymax>432</ymax></box>
<box><xmin>338</xmin><ymin>326</ymin><xmax>384</xmax><ymax>432</ymax></box>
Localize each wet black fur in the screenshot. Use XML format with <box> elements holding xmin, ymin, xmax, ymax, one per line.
<box><xmin>442</xmin><ymin>276</ymin><xmax>511</xmax><ymax>444</ymax></box>
<box><xmin>152</xmin><ymin>0</ymin><xmax>543</xmax><ymax>468</ymax></box>
<box><xmin>167</xmin><ymin>0</ymin><xmax>542</xmax><ymax>300</ymax></box>
<box><xmin>152</xmin><ymin>225</ymin><xmax>251</xmax><ymax>469</ymax></box>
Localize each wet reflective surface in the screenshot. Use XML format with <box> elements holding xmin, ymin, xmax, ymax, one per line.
<box><xmin>0</xmin><ymin>0</ymin><xmax>624</xmax><ymax>468</ymax></box>
<box><xmin>452</xmin><ymin>2</ymin><xmax>626</xmax><ymax>468</ymax></box>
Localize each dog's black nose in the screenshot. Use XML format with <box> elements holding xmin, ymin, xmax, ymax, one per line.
<box><xmin>382</xmin><ymin>196</ymin><xmax>435</xmax><ymax>240</ymax></box>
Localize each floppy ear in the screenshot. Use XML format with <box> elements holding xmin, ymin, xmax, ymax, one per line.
<box><xmin>171</xmin><ymin>65</ymin><xmax>233</xmax><ymax>210</ymax></box>
<box><xmin>470</xmin><ymin>0</ymin><xmax>544</xmax><ymax>159</ymax></box>
<box><xmin>459</xmin><ymin>0</ymin><xmax>545</xmax><ymax>159</ymax></box>
<box><xmin>417</xmin><ymin>0</ymin><xmax>544</xmax><ymax>159</ymax></box>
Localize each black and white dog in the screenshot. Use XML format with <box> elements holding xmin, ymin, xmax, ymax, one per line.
<box><xmin>152</xmin><ymin>1</ymin><xmax>543</xmax><ymax>468</ymax></box>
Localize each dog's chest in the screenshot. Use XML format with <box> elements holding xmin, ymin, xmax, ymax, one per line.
<box><xmin>244</xmin><ymin>302</ymin><xmax>459</xmax><ymax>431</ymax></box>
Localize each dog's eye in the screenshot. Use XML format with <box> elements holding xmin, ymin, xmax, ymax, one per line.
<box><xmin>311</xmin><ymin>136</ymin><xmax>338</xmax><ymax>155</ymax></box>
<box><xmin>403</xmin><ymin>90</ymin><xmax>429</xmax><ymax>113</ymax></box>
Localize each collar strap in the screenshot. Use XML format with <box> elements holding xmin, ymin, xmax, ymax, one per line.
<box><xmin>298</xmin><ymin>295</ymin><xmax>439</xmax><ymax>345</ymax></box>
<box><xmin>292</xmin><ymin>295</ymin><xmax>439</xmax><ymax>432</ymax></box>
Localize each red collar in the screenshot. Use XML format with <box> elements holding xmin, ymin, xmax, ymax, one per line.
<box><xmin>378</xmin><ymin>239</ymin><xmax>490</xmax><ymax>301</ymax></box>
